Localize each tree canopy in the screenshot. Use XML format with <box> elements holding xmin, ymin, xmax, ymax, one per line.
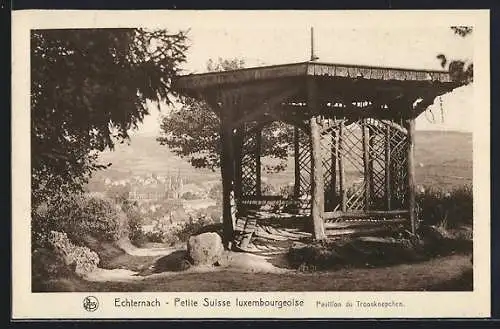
<box><xmin>437</xmin><ymin>26</ymin><xmax>473</xmax><ymax>84</ymax></box>
<box><xmin>31</xmin><ymin>28</ymin><xmax>188</xmax><ymax>205</ymax></box>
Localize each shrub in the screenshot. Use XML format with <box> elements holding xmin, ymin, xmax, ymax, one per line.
<box><xmin>417</xmin><ymin>184</ymin><xmax>473</xmax><ymax>228</ymax></box>
<box><xmin>32</xmin><ymin>247</ymin><xmax>73</xmax><ymax>285</ymax></box>
<box><xmin>33</xmin><ymin>230</ymin><xmax>100</xmax><ymax>287</ymax></box>
<box><xmin>279</xmin><ymin>185</ymin><xmax>295</xmax><ymax>199</ymax></box>
<box><xmin>287</xmin><ymin>235</ymin><xmax>428</xmax><ymax>272</ymax></box>
<box><xmin>126</xmin><ymin>210</ymin><xmax>147</xmax><ymax>246</ymax></box>
<box><xmin>46</xmin><ymin>231</ymin><xmax>100</xmax><ymax>275</ymax></box>
<box><xmin>32</xmin><ymin>194</ymin><xmax>128</xmax><ymax>249</ymax></box>
<box><xmin>208</xmin><ymin>183</ymin><xmax>222</xmax><ymax>202</ymax></box>
<box><xmin>181</xmin><ymin>191</ymin><xmax>198</xmax><ymax>200</ymax></box>
<box><xmin>141</xmin><ymin>215</ymin><xmax>218</xmax><ymax>246</ymax></box>
<box><xmin>261</xmin><ymin>182</ymin><xmax>279</xmax><ymax>195</ymax></box>
<box><xmin>205</xmin><ymin>205</ymin><xmax>222</xmax><ymax>223</ymax></box>
<box><xmin>114</xmin><ymin>197</ymin><xmax>147</xmax><ymax>247</ymax></box>
<box><xmin>172</xmin><ymin>216</ymin><xmax>216</xmax><ymax>243</ymax></box>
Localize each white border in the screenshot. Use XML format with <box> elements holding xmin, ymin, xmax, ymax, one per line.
<box><xmin>11</xmin><ymin>10</ymin><xmax>491</xmax><ymax>319</ymax></box>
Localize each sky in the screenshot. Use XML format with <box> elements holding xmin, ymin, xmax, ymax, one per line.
<box><xmin>131</xmin><ymin>14</ymin><xmax>474</xmax><ymax>136</ymax></box>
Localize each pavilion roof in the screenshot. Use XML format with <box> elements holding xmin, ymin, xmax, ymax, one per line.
<box><xmin>173</xmin><ymin>61</ymin><xmax>463</xmax><ymax>121</ymax></box>
<box><xmin>175</xmin><ymin>61</ymin><xmax>456</xmax><ymax>91</ymax></box>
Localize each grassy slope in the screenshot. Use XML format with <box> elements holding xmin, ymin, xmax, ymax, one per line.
<box><xmin>91</xmin><ymin>131</ymin><xmax>472</xmax><ymax>190</ymax></box>
<box><xmin>41</xmin><ymin>253</ymin><xmax>471</xmax><ymax>292</ymax></box>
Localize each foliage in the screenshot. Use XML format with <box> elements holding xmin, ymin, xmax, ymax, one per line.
<box><xmin>416</xmin><ymin>184</ymin><xmax>473</xmax><ymax>228</ymax></box>
<box><xmin>142</xmin><ymin>215</ymin><xmax>217</xmax><ymax>246</ymax></box>
<box><xmin>436</xmin><ymin>26</ymin><xmax>473</xmax><ymax>84</ymax></box>
<box><xmin>32</xmin><ymin>194</ymin><xmax>129</xmax><ymax>249</ymax></box>
<box><xmin>157</xmin><ymin>94</ymin><xmax>222</xmax><ymax>170</ymax></box>
<box><xmin>181</xmin><ymin>191</ymin><xmax>200</xmax><ymax>200</ymax></box>
<box><xmin>115</xmin><ymin>196</ymin><xmax>147</xmax><ymax>246</ymax></box>
<box><xmin>31</xmin><ymin>28</ymin><xmax>188</xmax><ymax>208</ymax></box>
<box><xmin>451</xmin><ymin>26</ymin><xmax>473</xmax><ymax>37</ymax></box>
<box><xmin>32</xmin><ymin>247</ymin><xmax>75</xmax><ymax>290</ymax></box>
<box><xmin>157</xmin><ymin>58</ymin><xmax>294</xmax><ymax>172</ymax></box>
<box><xmin>204</xmin><ymin>205</ymin><xmax>222</xmax><ymax>223</ymax></box>
<box><xmin>287</xmin><ymin>237</ymin><xmax>424</xmax><ymax>272</ymax></box>
<box><xmin>208</xmin><ymin>183</ymin><xmax>223</xmax><ymax>203</ymax></box>
<box><xmin>46</xmin><ymin>231</ymin><xmax>100</xmax><ymax>275</ymax></box>
<box><xmin>170</xmin><ymin>216</ymin><xmax>218</xmax><ymax>244</ymax></box>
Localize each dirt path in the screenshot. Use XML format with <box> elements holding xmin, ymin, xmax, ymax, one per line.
<box><xmin>81</xmin><ymin>250</ymin><xmax>472</xmax><ymax>292</ymax></box>
<box><xmin>85</xmin><ymin>250</ymin><xmax>290</xmax><ymax>282</ymax></box>
<box><xmin>115</xmin><ymin>239</ymin><xmax>181</xmax><ymax>257</ymax></box>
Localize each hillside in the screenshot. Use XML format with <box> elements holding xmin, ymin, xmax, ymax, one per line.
<box><xmin>92</xmin><ymin>136</ymin><xmax>219</xmax><ymax>183</ymax></box>
<box><xmin>90</xmin><ymin>131</ymin><xmax>472</xmax><ymax>191</ymax></box>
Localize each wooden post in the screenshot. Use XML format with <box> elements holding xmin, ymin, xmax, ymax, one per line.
<box><xmin>234</xmin><ymin>127</ymin><xmax>244</xmax><ymax>202</ymax></box>
<box><xmin>255</xmin><ymin>127</ymin><xmax>262</xmax><ymax>197</ymax></box>
<box><xmin>338</xmin><ymin>120</ymin><xmax>347</xmax><ymax>212</ymax></box>
<box><xmin>329</xmin><ymin>129</ymin><xmax>337</xmax><ymax>210</ymax></box>
<box><xmin>310</xmin><ymin>116</ymin><xmax>326</xmax><ymax>240</ymax></box>
<box><xmin>220</xmin><ymin>107</ymin><xmax>236</xmax><ymax>249</ymax></box>
<box><xmin>362</xmin><ymin>120</ymin><xmax>371</xmax><ymax>211</ymax></box>
<box><xmin>405</xmin><ymin>118</ymin><xmax>417</xmax><ymax>234</ymax></box>
<box><xmin>385</xmin><ymin>124</ymin><xmax>392</xmax><ymax>210</ymax></box>
<box><xmin>294</xmin><ymin>126</ymin><xmax>301</xmax><ymax>198</ymax></box>
<box><xmin>308</xmin><ymin>79</ymin><xmax>326</xmax><ymax>240</ymax></box>
<box><xmin>368</xmin><ymin>125</ymin><xmax>375</xmax><ymax>204</ymax></box>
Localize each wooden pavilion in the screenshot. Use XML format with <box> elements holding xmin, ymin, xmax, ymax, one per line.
<box><xmin>173</xmin><ymin>60</ymin><xmax>462</xmax><ymax>250</ymax></box>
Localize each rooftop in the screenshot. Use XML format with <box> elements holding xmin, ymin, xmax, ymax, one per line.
<box><xmin>173</xmin><ymin>61</ymin><xmax>463</xmax><ymax>120</ymax></box>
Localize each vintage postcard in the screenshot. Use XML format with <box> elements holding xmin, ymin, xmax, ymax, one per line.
<box><xmin>12</xmin><ymin>10</ymin><xmax>490</xmax><ymax>319</ymax></box>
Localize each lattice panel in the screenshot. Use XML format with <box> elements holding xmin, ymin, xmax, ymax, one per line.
<box><xmin>320</xmin><ymin>119</ymin><xmax>340</xmax><ymax>211</ymax></box>
<box><xmin>339</xmin><ymin>120</ymin><xmax>365</xmax><ymax>211</ymax></box>
<box><xmin>320</xmin><ymin>117</ymin><xmax>409</xmax><ymax>214</ymax></box>
<box><xmin>236</xmin><ymin>115</ymin><xmax>409</xmax><ymax>219</ymax></box>
<box><xmin>240</xmin><ymin>123</ymin><xmax>259</xmax><ymax>197</ymax></box>
<box><xmin>296</xmin><ymin>127</ymin><xmax>312</xmax><ymax>211</ymax></box>
<box><xmin>389</xmin><ymin>126</ymin><xmax>409</xmax><ymax>209</ymax></box>
<box><xmin>364</xmin><ymin>119</ymin><xmax>389</xmax><ymax>209</ymax></box>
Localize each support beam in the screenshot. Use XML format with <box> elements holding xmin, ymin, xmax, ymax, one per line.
<box><xmin>385</xmin><ymin>124</ymin><xmax>392</xmax><ymax>210</ymax></box>
<box><xmin>233</xmin><ymin>127</ymin><xmax>244</xmax><ymax>203</ymax></box>
<box><xmin>368</xmin><ymin>125</ymin><xmax>375</xmax><ymax>204</ymax></box>
<box><xmin>405</xmin><ymin>118</ymin><xmax>417</xmax><ymax>234</ymax></box>
<box><xmin>329</xmin><ymin>129</ymin><xmax>337</xmax><ymax>211</ymax></box>
<box><xmin>255</xmin><ymin>128</ymin><xmax>262</xmax><ymax>197</ymax></box>
<box><xmin>362</xmin><ymin>120</ymin><xmax>371</xmax><ymax>211</ymax></box>
<box><xmin>310</xmin><ymin>115</ymin><xmax>326</xmax><ymax>240</ymax></box>
<box><xmin>308</xmin><ymin>79</ymin><xmax>326</xmax><ymax>240</ymax></box>
<box><xmin>219</xmin><ymin>104</ymin><xmax>236</xmax><ymax>249</ymax></box>
<box><xmin>294</xmin><ymin>126</ymin><xmax>301</xmax><ymax>198</ymax></box>
<box><xmin>338</xmin><ymin>120</ymin><xmax>347</xmax><ymax>212</ymax></box>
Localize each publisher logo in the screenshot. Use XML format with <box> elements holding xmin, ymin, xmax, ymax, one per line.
<box><xmin>83</xmin><ymin>296</ymin><xmax>99</xmax><ymax>312</ymax></box>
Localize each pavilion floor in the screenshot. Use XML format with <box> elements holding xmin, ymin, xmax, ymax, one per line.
<box><xmin>233</xmin><ymin>210</ymin><xmax>409</xmax><ymax>254</ymax></box>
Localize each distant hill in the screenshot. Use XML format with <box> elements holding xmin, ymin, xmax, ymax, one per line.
<box><xmin>413</xmin><ymin>130</ymin><xmax>472</xmax><ymax>189</ymax></box>
<box><xmin>91</xmin><ymin>131</ymin><xmax>472</xmax><ymax>190</ymax></box>
<box><xmin>93</xmin><ymin>136</ymin><xmax>219</xmax><ymax>182</ymax></box>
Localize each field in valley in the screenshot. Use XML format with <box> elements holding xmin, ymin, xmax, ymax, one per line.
<box><xmin>91</xmin><ymin>130</ymin><xmax>472</xmax><ymax>191</ymax></box>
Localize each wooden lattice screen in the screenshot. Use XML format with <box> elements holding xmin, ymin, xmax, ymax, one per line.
<box><xmin>236</xmin><ymin>117</ymin><xmax>409</xmax><ymax>221</ymax></box>
<box><xmin>239</xmin><ymin>122</ymin><xmax>260</xmax><ymax>198</ymax></box>
<box><xmin>295</xmin><ymin>126</ymin><xmax>312</xmax><ymax>213</ymax></box>
<box><xmin>319</xmin><ymin>118</ymin><xmax>409</xmax><ymax>219</ymax></box>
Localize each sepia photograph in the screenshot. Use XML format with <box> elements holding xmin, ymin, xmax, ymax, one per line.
<box><xmin>12</xmin><ymin>10</ymin><xmax>490</xmax><ymax>318</ymax></box>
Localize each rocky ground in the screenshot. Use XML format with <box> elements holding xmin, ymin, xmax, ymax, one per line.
<box><xmin>35</xmin><ymin>228</ymin><xmax>473</xmax><ymax>292</ymax></box>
